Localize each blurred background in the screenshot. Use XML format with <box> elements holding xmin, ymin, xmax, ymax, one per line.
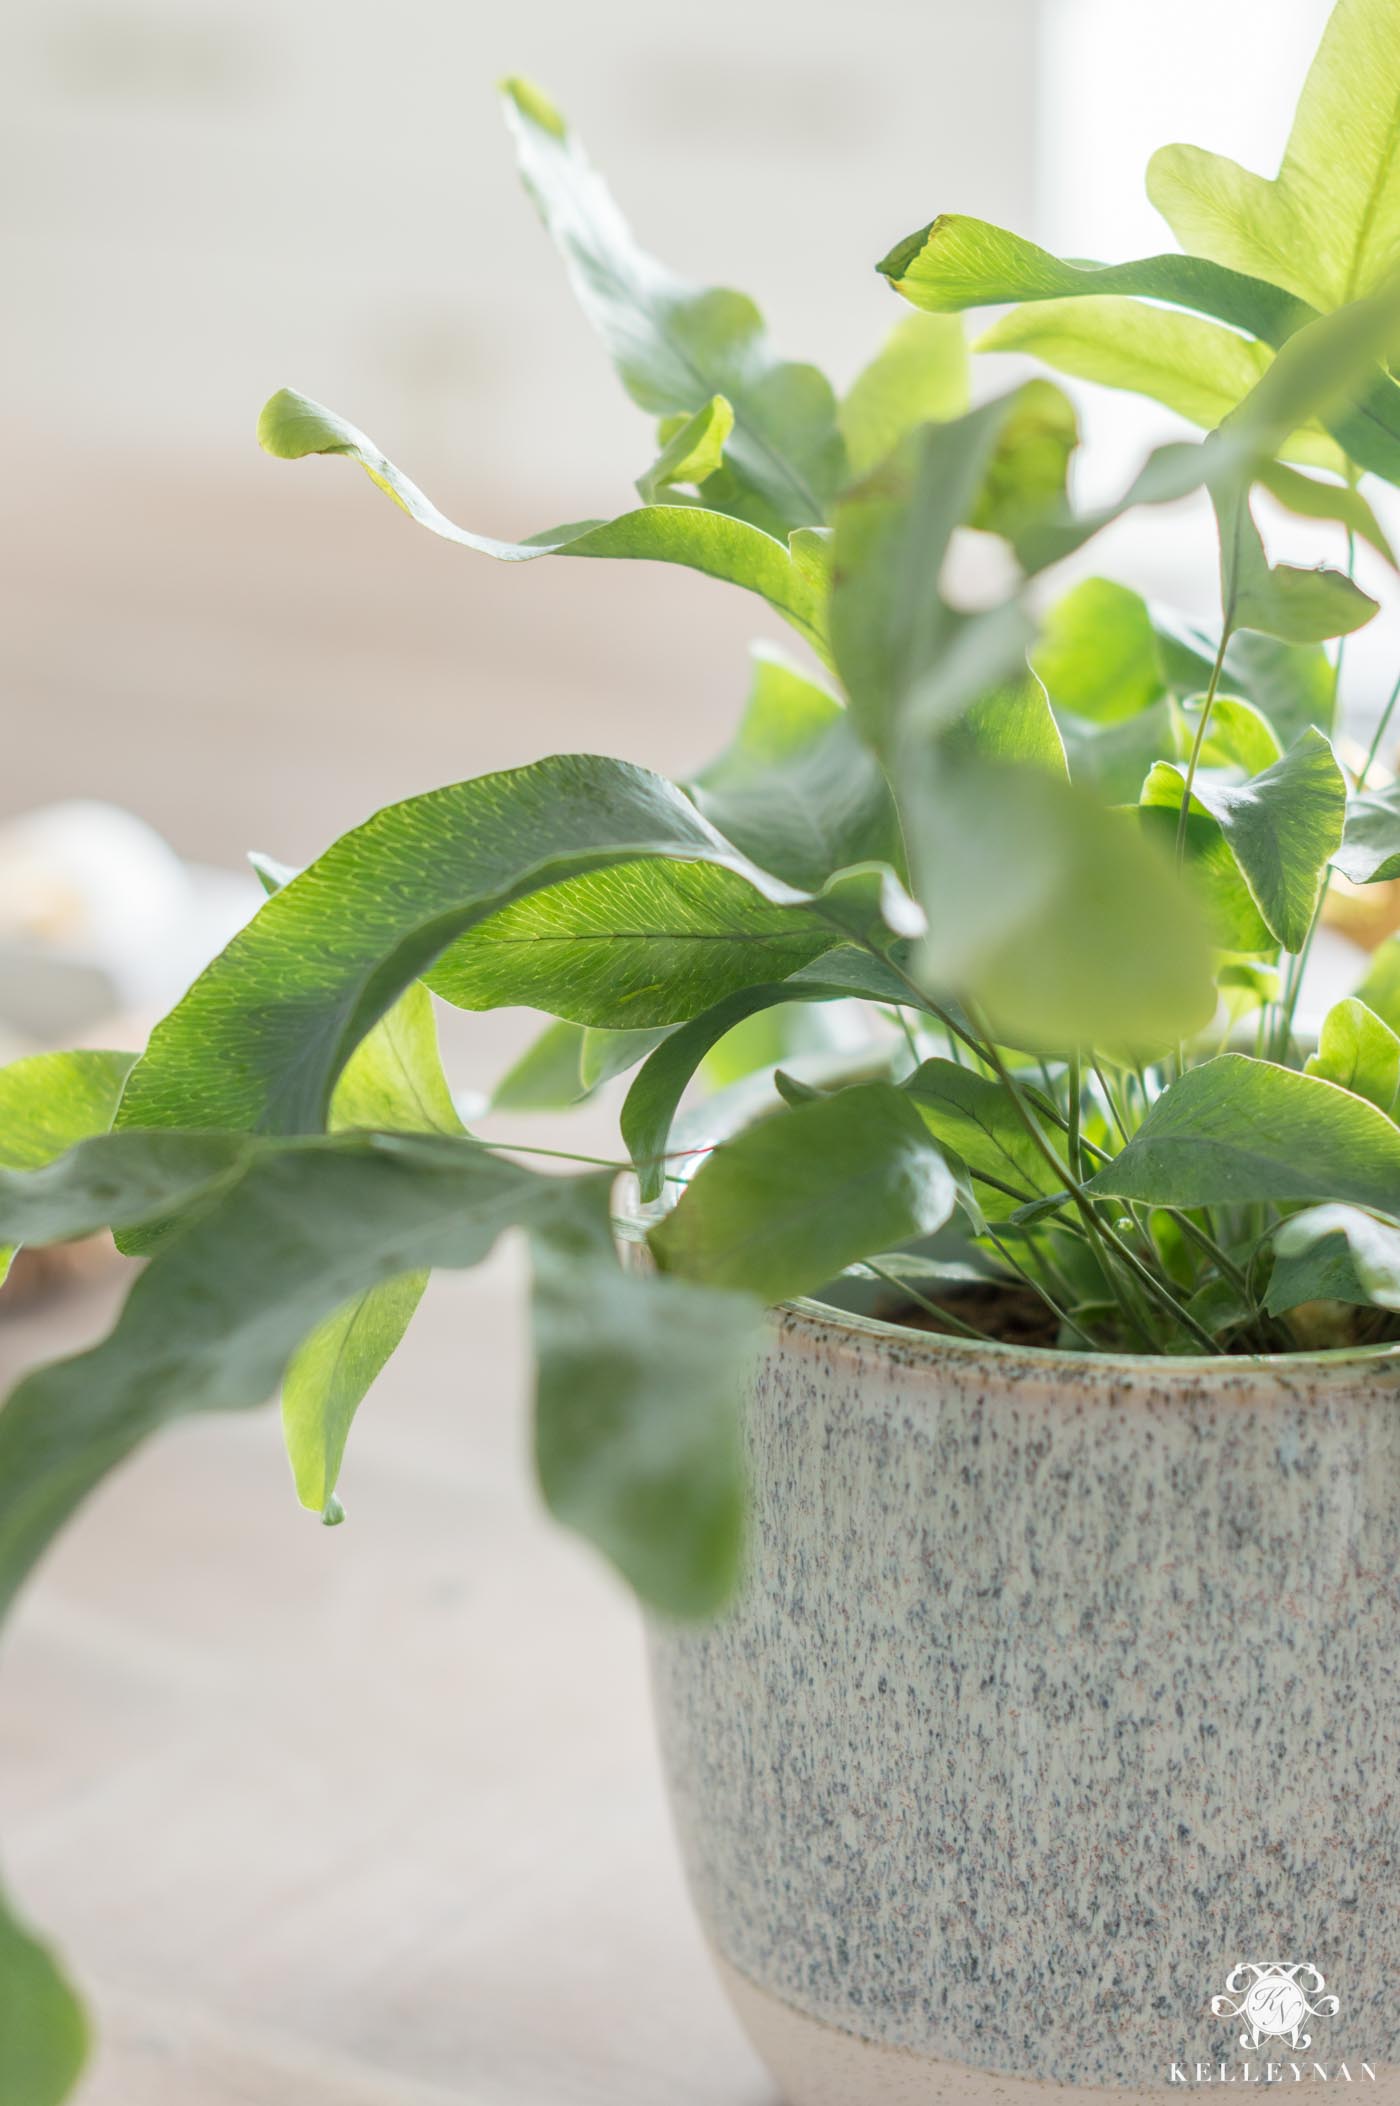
<box><xmin>1</xmin><ymin>3</ymin><xmax>1390</xmax><ymax>2101</ymax></box>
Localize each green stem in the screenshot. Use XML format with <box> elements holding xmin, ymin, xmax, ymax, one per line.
<box><xmin>973</xmin><ymin>1015</ymin><xmax>1224</xmax><ymax>1355</ymax></box>
<box><xmin>1066</xmin><ymin>1050</ymin><xmax>1084</xmax><ymax>1184</ymax></box>
<box><xmin>1092</xmin><ymin>1057</ymin><xmax>1131</xmax><ymax>1147</ymax></box>
<box><xmin>969</xmin><ymin>1021</ymin><xmax>1152</xmax><ymax>1350</ymax></box>
<box><xmin>863</xmin><ymin>1259</ymin><xmax>1000</xmax><ymax>1344</ymax></box>
<box><xmin>1361</xmin><ymin>664</ymin><xmax>1400</xmax><ymax>785</ymax></box>
<box><xmin>859</xmin><ymin>946</ymin><xmax>996</xmax><ymax>1070</ymax></box>
<box><xmin>1174</xmin><ymin>627</ymin><xmax>1231</xmax><ymax>870</ymax></box>
<box><xmin>1271</xmin><ymin>636</ymin><xmax>1389</xmax><ymax>1053</ymax></box>
<box><xmin>890</xmin><ymin>1006</ymin><xmax>923</xmax><ymax>1068</ymax></box>
<box><xmin>1167</xmin><ymin>1211</ymin><xmax>1249</xmax><ymax>1296</ymax></box>
<box><xmin>480</xmin><ymin>1138</ymin><xmax>627</xmax><ymax>1169</ymax></box>
<box><xmin>983</xmin><ymin>1227</ymin><xmax>1097</xmax><ymax>1349</ymax></box>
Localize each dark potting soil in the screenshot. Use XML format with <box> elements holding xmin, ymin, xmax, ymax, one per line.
<box><xmin>879</xmin><ymin>1285</ymin><xmax>1400</xmax><ymax>1356</ymax></box>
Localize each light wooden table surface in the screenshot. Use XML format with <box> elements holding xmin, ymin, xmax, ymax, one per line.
<box><xmin>0</xmin><ymin>439</ymin><xmax>784</xmax><ymax>2103</ymax></box>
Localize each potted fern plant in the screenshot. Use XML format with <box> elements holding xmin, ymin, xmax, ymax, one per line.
<box><xmin>5</xmin><ymin>4</ymin><xmax>1400</xmax><ymax>2097</ymax></box>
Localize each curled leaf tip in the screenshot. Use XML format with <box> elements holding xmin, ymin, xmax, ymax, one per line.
<box><xmin>500</xmin><ymin>75</ymin><xmax>566</xmax><ymax>140</ymax></box>
<box><xmin>257</xmin><ymin>388</ymin><xmax>349</xmax><ymax>462</ymax></box>
<box><xmin>875</xmin><ymin>224</ymin><xmax>933</xmax><ymax>285</ymax></box>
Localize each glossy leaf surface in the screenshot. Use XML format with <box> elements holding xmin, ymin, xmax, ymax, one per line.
<box><xmin>280</xmin><ymin>980</ymin><xmax>465</xmax><ymax>1518</ymax></box>
<box><xmin>686</xmin><ymin>644</ymin><xmax>900</xmax><ymax>890</ymax></box>
<box><xmin>1087</xmin><ymin>1055</ymin><xmax>1400</xmax><ymax>1208</ymax></box>
<box><xmin>621</xmin><ymin>949</ymin><xmax>919</xmax><ymax>1201</ymax></box>
<box><xmin>0</xmin><ymin>1050</ymin><xmax>134</xmax><ymax>1287</ymax></box>
<box><xmin>1304</xmin><ymin>997</ymin><xmax>1400</xmax><ymax>1114</ymax></box>
<box><xmin>650</xmin><ymin>1082</ymin><xmax>956</xmax><ymax>1304</ymax></box>
<box><xmin>116</xmin><ymin>757</ymin><xmax>842</xmax><ymax>1138</ymax></box>
<box><xmin>1145</xmin><ymin>728</ymin><xmax>1346</xmax><ymax>950</ymax></box>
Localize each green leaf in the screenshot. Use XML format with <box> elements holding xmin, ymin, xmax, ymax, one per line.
<box><xmin>0</xmin><ymin>1131</ymin><xmax>254</xmax><ymax>1249</ymax></box>
<box><xmin>1085</xmin><ymin>1054</ymin><xmax>1400</xmax><ymax>1209</ymax></box>
<box><xmin>1255</xmin><ymin>459</ymin><xmax>1396</xmax><ymax>565</ymax></box>
<box><xmin>256</xmin><ymin>391</ymin><xmax>829</xmax><ymax>658</ymax></box>
<box><xmin>1139</xmin><ymin>767</ymin><xmax>1275</xmax><ymax>955</ymax></box>
<box><xmin>1305</xmin><ymin>997</ymin><xmax>1400</xmax><ymax>1114</ymax></box>
<box><xmin>116</xmin><ymin>756</ymin><xmax>844</xmax><ymax>1139</ymax></box>
<box><xmin>878</xmin><ymin>211</ymin><xmax>1400</xmax><ymax>486</ymax></box>
<box><xmin>636</xmin><ymin>394</ymin><xmax>734</xmax><ymax>504</ymax></box>
<box><xmin>906</xmin><ymin>753</ymin><xmax>1217</xmax><ymax>1049</ymax></box>
<box><xmin>701</xmin><ymin>1003</ymin><xmax>853</xmax><ymax>1094</ymax></box>
<box><xmin>650</xmin><ymin>1081</ymin><xmax>956</xmax><ymax>1304</ymax></box>
<box><xmin>621</xmin><ymin>949</ymin><xmax>920</xmax><ymax>1202</ymax></box>
<box><xmin>829</xmin><ymin>397</ymin><xmax>1030</xmax><ymax>755</ymax></box>
<box><xmin>901</xmin><ymin>1059</ymin><xmax>1063</xmax><ymax>1218</ymax></box>
<box><xmin>1060</xmin><ymin>700</ymin><xmax>1181</xmax><ymax>805</ymax></box>
<box><xmin>1178</xmin><ymin>694</ymin><xmax>1283</xmax><ymax>777</ymax></box>
<box><xmin>950</xmin><ymin>678</ymin><xmax>1068</xmax><ymax>777</ymax></box>
<box><xmin>328</xmin><ymin>981</ymin><xmax>463</xmax><ymax>1136</ymax></box>
<box><xmin>488</xmin><ymin>1021</ymin><xmax>668</xmax><ymax>1112</ymax></box>
<box><xmin>532</xmin><ymin>1209</ymin><xmax>761</xmax><ymax>1620</ymax></box>
<box><xmin>1267</xmin><ymin>1203</ymin><xmax>1400</xmax><ymax>1315</ymax></box>
<box><xmin>1357</xmin><ymin>937</ymin><xmax>1400</xmax><ymax>1031</ymax></box>
<box><xmin>1147</xmin><ymin>0</ymin><xmax>1400</xmax><ymax>313</ymax></box>
<box><xmin>1154</xmin><ymin>610</ymin><xmax>1335</xmax><ymax>746</ymax></box>
<box><xmin>1030</xmin><ymin>581</ymin><xmax>1178</xmax><ymax>801</ymax></box>
<box><xmin>687</xmin><ymin>644</ymin><xmax>900</xmax><ymax>890</ymax></box>
<box><xmin>0</xmin><ymin>1131</ymin><xmax>717</xmax><ymax>1616</ymax></box>
<box><xmin>967</xmin><ymin>379</ymin><xmax>1081</xmax><ymax>546</ymax></box>
<box><xmin>1335</xmin><ymin>781</ymin><xmax>1400</xmax><ymax>885</ymax></box>
<box><xmin>772</xmin><ymin>1068</ymin><xmax>821</xmax><ymax>1108</ymax></box>
<box><xmin>0</xmin><ymin>1877</ymin><xmax>88</xmax><ymax>2106</ymax></box>
<box><xmin>1146</xmin><ymin>727</ymin><xmax>1347</xmax><ymax>950</ymax></box>
<box><xmin>579</xmin><ymin>1025</ymin><xmax>674</xmax><ymax>1092</ymax></box>
<box><xmin>978</xmin><ymin>298</ymin><xmax>1342</xmax><ymax>472</ymax></box>
<box><xmin>428</xmin><ymin>860</ymin><xmax>838</xmax><ymax>1028</ymax></box>
<box><xmin>501</xmin><ymin>79</ymin><xmax>846</xmax><ymax>532</ymax></box>
<box><xmin>1211</xmin><ymin>477</ymin><xmax>1379</xmax><ymax>643</ymax></box>
<box><xmin>281</xmin><ymin>1271</ymin><xmax>428</xmax><ymax>1517</ymax></box>
<box><xmin>280</xmin><ymin>978</ymin><xmax>465</xmax><ymax>1518</ymax></box>
<box><xmin>838</xmin><ymin>313</ymin><xmax>968</xmax><ymax>478</ymax></box>
<box><xmin>0</xmin><ymin>1049</ymin><xmax>135</xmax><ymax>1287</ymax></box>
<box><xmin>1031</xmin><ymin>578</ymin><xmax>1167</xmax><ymax>726</ymax></box>
<box><xmin>0</xmin><ymin>1123</ymin><xmax>768</xmax><ymax>1641</ymax></box>
<box><xmin>877</xmin><ymin>213</ymin><xmax>1309</xmax><ymax>343</ymax></box>
<box><xmin>491</xmin><ymin>1020</ymin><xmax>592</xmax><ymax>1112</ymax></box>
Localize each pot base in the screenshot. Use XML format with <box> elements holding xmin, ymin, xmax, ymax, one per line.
<box><xmin>714</xmin><ymin>1954</ymin><xmax>1400</xmax><ymax>2104</ymax></box>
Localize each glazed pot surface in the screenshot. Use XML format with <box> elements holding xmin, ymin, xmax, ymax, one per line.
<box><xmin>649</xmin><ymin>1306</ymin><xmax>1400</xmax><ymax>2100</ymax></box>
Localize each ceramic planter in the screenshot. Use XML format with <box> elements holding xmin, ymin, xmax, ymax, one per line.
<box><xmin>649</xmin><ymin>1300</ymin><xmax>1400</xmax><ymax>2101</ymax></box>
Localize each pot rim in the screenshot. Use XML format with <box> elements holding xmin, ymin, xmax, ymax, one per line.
<box><xmin>774</xmin><ymin>1288</ymin><xmax>1400</xmax><ymax>1381</ymax></box>
<box><xmin>614</xmin><ymin>1217</ymin><xmax>1400</xmax><ymax>1384</ymax></box>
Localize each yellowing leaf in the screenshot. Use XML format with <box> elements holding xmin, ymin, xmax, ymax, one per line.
<box><xmin>978</xmin><ymin>298</ymin><xmax>1344</xmax><ymax>472</ymax></box>
<box><xmin>838</xmin><ymin>313</ymin><xmax>969</xmax><ymax>477</ymax></box>
<box><xmin>1148</xmin><ymin>0</ymin><xmax>1400</xmax><ymax>312</ymax></box>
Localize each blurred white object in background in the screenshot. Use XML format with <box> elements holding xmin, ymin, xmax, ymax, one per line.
<box><xmin>0</xmin><ymin>800</ymin><xmax>256</xmax><ymax>1042</ymax></box>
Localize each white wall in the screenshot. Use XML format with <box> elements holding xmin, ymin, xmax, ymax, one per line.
<box><xmin>0</xmin><ymin>0</ymin><xmax>1040</xmax><ymax>509</ymax></box>
<box><xmin>1037</xmin><ymin>0</ymin><xmax>1335</xmax><ymax>258</ymax></box>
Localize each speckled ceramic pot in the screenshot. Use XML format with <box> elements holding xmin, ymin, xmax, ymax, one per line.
<box><xmin>649</xmin><ymin>1301</ymin><xmax>1400</xmax><ymax>2101</ymax></box>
